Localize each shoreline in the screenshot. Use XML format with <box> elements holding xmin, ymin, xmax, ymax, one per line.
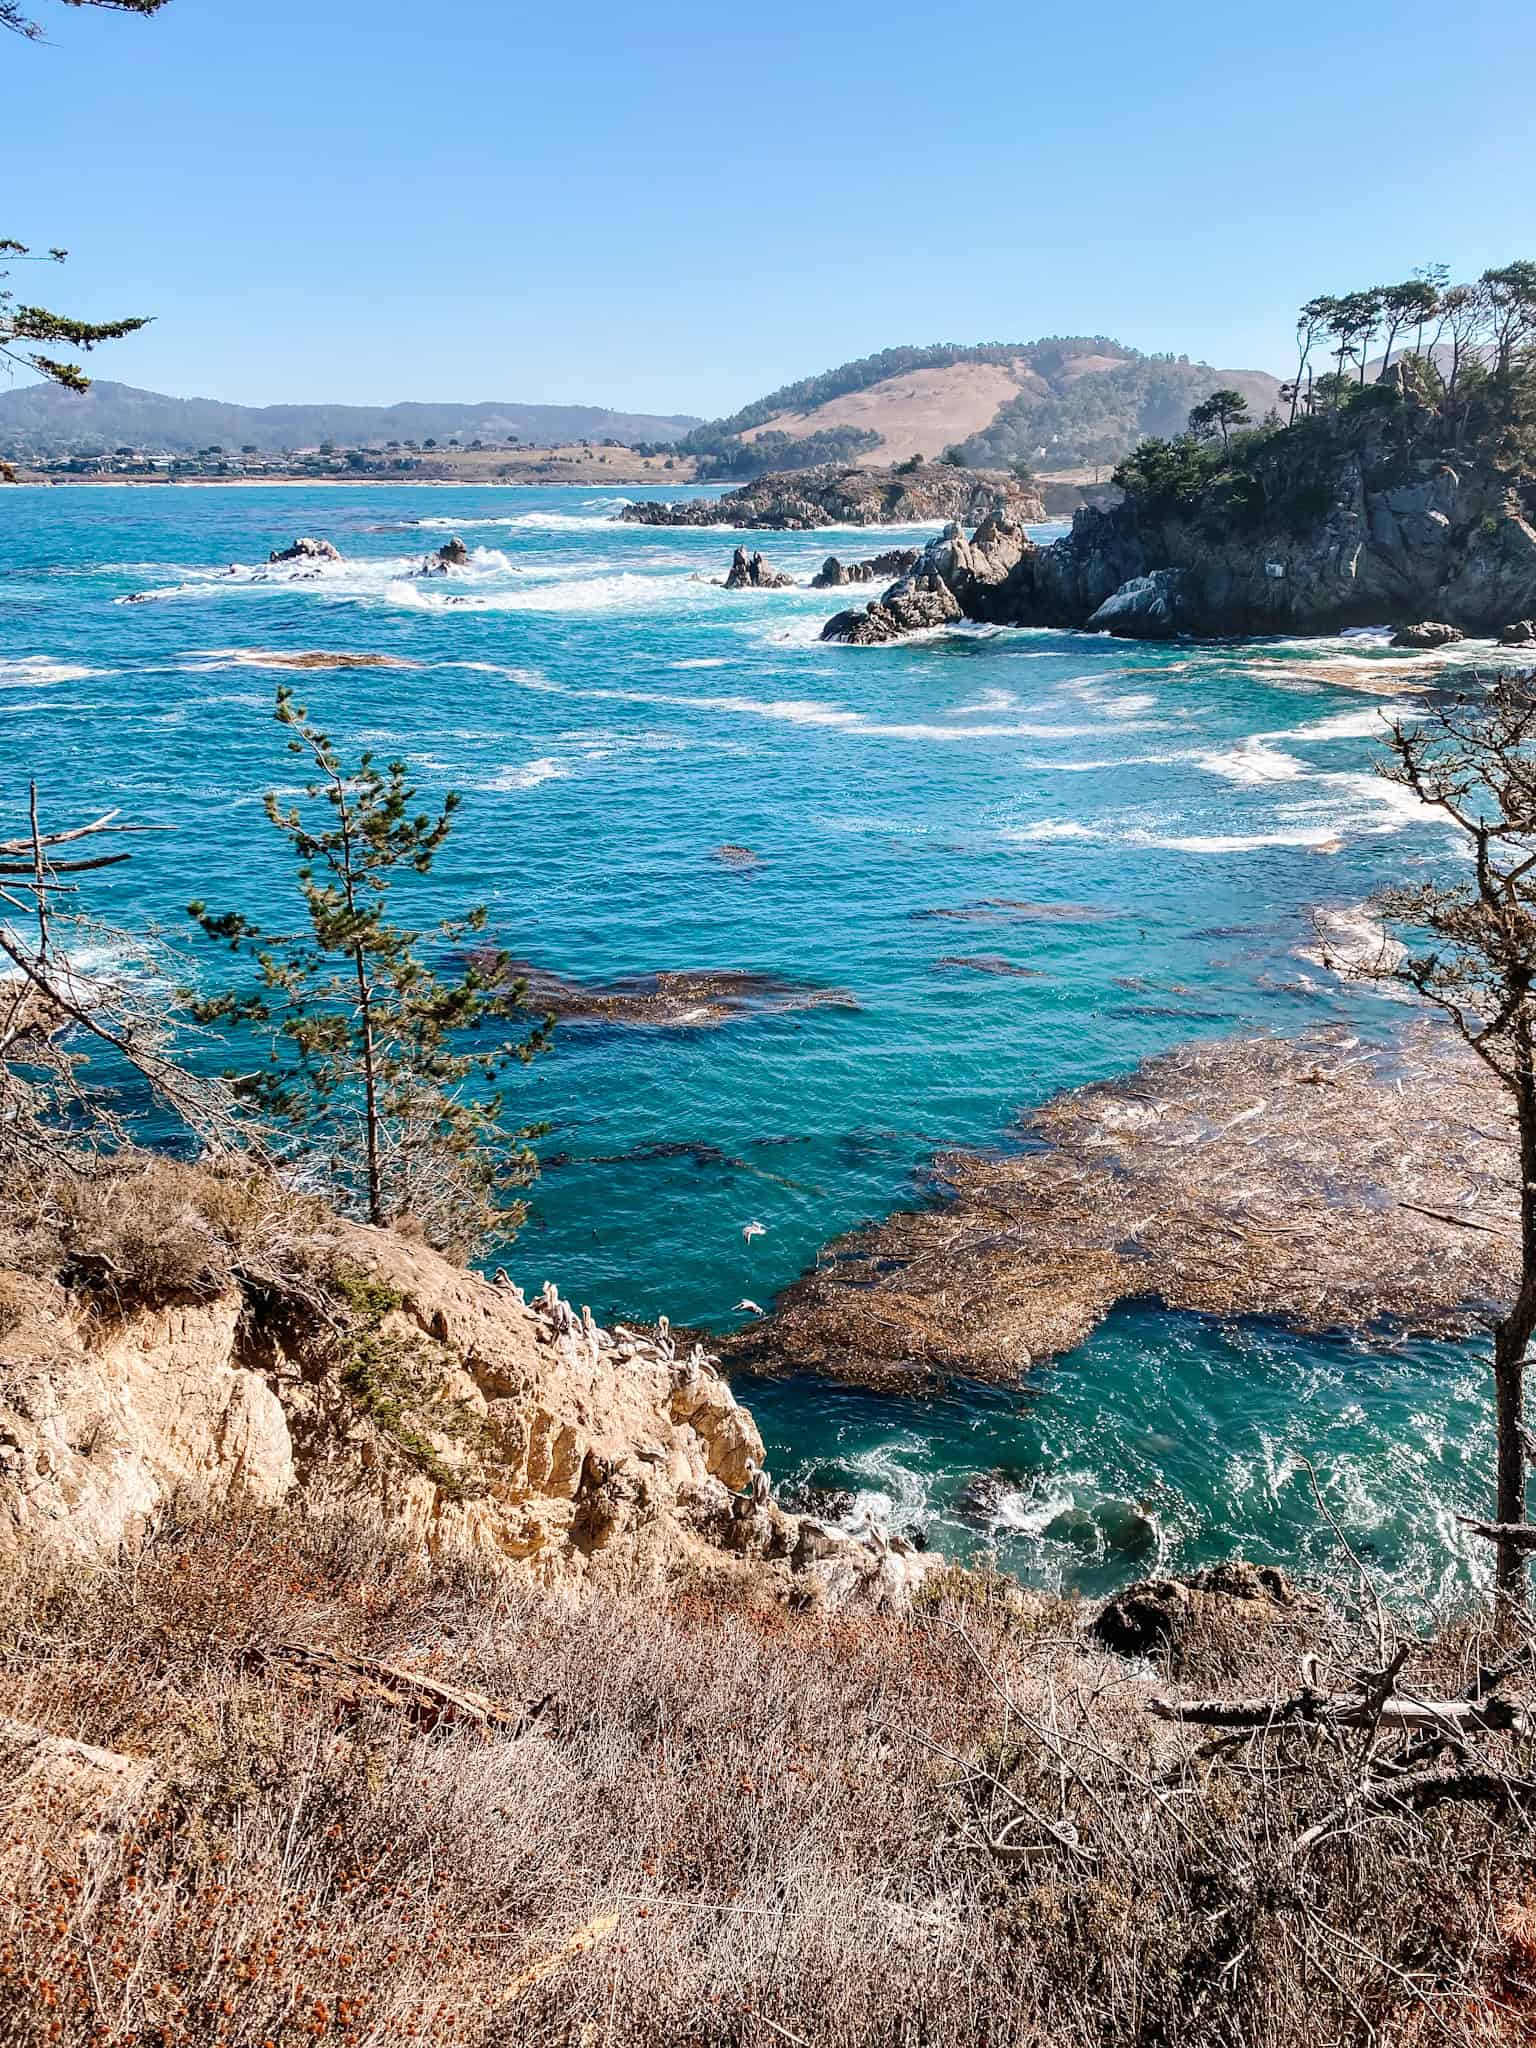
<box><xmin>5</xmin><ymin>474</ymin><xmax>702</xmax><ymax>490</ymax></box>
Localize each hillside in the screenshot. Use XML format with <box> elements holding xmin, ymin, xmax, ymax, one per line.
<box><xmin>683</xmin><ymin>339</ymin><xmax>1283</xmax><ymax>477</ymax></box>
<box><xmin>0</xmin><ymin>380</ymin><xmax>702</xmax><ymax>458</ymax></box>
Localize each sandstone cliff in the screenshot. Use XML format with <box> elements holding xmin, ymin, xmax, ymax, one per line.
<box><xmin>622</xmin><ymin>461</ymin><xmax>1045</xmax><ymax>531</ymax></box>
<box><xmin>0</xmin><ymin>1164</ymin><xmax>929</xmax><ymax>1609</ymax></box>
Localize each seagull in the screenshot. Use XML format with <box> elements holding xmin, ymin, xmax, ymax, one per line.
<box><xmin>734</xmin><ymin>1299</ymin><xmax>765</xmax><ymax>1316</ymax></box>
<box><xmin>742</xmin><ymin>1220</ymin><xmax>766</xmax><ymax>1244</ymax></box>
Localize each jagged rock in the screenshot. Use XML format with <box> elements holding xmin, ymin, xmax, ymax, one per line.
<box><xmin>820</xmin><ymin>515</ymin><xmax>1032</xmax><ymax>643</ymax></box>
<box><xmin>268</xmin><ymin>536</ymin><xmax>342</xmax><ymax>565</ymax></box>
<box><xmin>721</xmin><ymin>547</ymin><xmax>794</xmax><ymax>590</ymax></box>
<box><xmin>1087</xmin><ymin>569</ymin><xmax>1188</xmax><ymax>639</ymax></box>
<box><xmin>1390</xmin><ymin>620</ymin><xmax>1463</xmax><ymax>649</ymax></box>
<box><xmin>622</xmin><ymin>461</ymin><xmax>1045</xmax><ymax>532</ymax></box>
<box><xmin>822</xmin><ymin>564</ymin><xmax>963</xmax><ymax>644</ymax></box>
<box><xmin>1092</xmin><ymin>1561</ymin><xmax>1325</xmax><ymax>1674</ymax></box>
<box><xmin>1499</xmin><ymin>619</ymin><xmax>1536</xmax><ymax>646</ymax></box>
<box><xmin>0</xmin><ymin>1195</ymin><xmax>931</xmax><ymax>1613</ymax></box>
<box><xmin>419</xmin><ymin>536</ymin><xmax>472</xmax><ymax>576</ymax></box>
<box><xmin>810</xmin><ymin>548</ymin><xmax>920</xmax><ymax>589</ymax></box>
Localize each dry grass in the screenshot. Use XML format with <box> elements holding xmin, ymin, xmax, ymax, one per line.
<box><xmin>2</xmin><ymin>1511</ymin><xmax>1535</xmax><ymax>2047</ymax></box>
<box><xmin>0</xmin><ymin>1152</ymin><xmax>334</xmax><ymax>1318</ymax></box>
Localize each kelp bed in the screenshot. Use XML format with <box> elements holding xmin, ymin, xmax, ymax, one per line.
<box><xmin>729</xmin><ymin>1025</ymin><xmax>1519</xmax><ymax>1390</ymax></box>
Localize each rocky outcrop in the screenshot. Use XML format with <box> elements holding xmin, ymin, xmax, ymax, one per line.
<box><xmin>268</xmin><ymin>536</ymin><xmax>342</xmax><ymax>565</ymax></box>
<box><xmin>1093</xmin><ymin>1561</ymin><xmax>1325</xmax><ymax>1676</ymax></box>
<box><xmin>721</xmin><ymin>547</ymin><xmax>794</xmax><ymax>590</ymax></box>
<box><xmin>0</xmin><ymin>1206</ymin><xmax>931</xmax><ymax>1610</ymax></box>
<box><xmin>1500</xmin><ymin>619</ymin><xmax>1536</xmax><ymax>646</ymax></box>
<box><xmin>418</xmin><ymin>536</ymin><xmax>472</xmax><ymax>575</ymax></box>
<box><xmin>1390</xmin><ymin>620</ymin><xmax>1463</xmax><ymax>649</ymax></box>
<box><xmin>622</xmin><ymin>462</ymin><xmax>1045</xmax><ymax>531</ymax></box>
<box><xmin>809</xmin><ymin>548</ymin><xmax>920</xmax><ymax>589</ymax></box>
<box><xmin>822</xmin><ymin>513</ymin><xmax>1031</xmax><ymax>643</ymax></box>
<box><xmin>820</xmin><ymin>401</ymin><xmax>1536</xmax><ymax>643</ymax></box>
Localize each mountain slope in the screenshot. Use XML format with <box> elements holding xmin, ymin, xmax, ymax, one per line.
<box><xmin>686</xmin><ymin>340</ymin><xmax>1283</xmax><ymax>475</ymax></box>
<box><xmin>0</xmin><ymin>381</ymin><xmax>702</xmax><ymax>457</ymax></box>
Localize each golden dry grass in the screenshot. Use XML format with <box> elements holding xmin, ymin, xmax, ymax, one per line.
<box><xmin>2</xmin><ymin>1511</ymin><xmax>1535</xmax><ymax>2048</ymax></box>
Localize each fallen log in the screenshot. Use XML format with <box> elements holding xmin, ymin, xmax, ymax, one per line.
<box><xmin>248</xmin><ymin>1641</ymin><xmax>552</xmax><ymax>1735</ymax></box>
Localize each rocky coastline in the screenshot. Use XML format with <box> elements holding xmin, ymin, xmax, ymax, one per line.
<box><xmin>822</xmin><ymin>394</ymin><xmax>1536</xmax><ymax>643</ymax></box>
<box><xmin>621</xmin><ymin>460</ymin><xmax>1046</xmax><ymax>531</ymax></box>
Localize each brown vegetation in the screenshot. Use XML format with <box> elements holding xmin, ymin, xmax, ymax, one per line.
<box><xmin>728</xmin><ymin>1023</ymin><xmax>1517</xmax><ymax>1390</ymax></box>
<box><xmin>2</xmin><ymin>1510</ymin><xmax>1536</xmax><ymax>2047</ymax></box>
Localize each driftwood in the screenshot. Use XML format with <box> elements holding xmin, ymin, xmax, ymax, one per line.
<box><xmin>1150</xmin><ymin>1689</ymin><xmax>1525</xmax><ymax>1736</ymax></box>
<box><xmin>248</xmin><ymin>1641</ymin><xmax>553</xmax><ymax>1735</ymax></box>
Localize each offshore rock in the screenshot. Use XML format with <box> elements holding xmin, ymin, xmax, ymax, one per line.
<box><xmin>268</xmin><ymin>536</ymin><xmax>342</xmax><ymax>565</ymax></box>
<box><xmin>721</xmin><ymin>547</ymin><xmax>794</xmax><ymax>590</ymax></box>
<box><xmin>1499</xmin><ymin>619</ymin><xmax>1536</xmax><ymax>646</ymax></box>
<box><xmin>821</xmin><ymin>514</ymin><xmax>1028</xmax><ymax>642</ymax></box>
<box><xmin>419</xmin><ymin>536</ymin><xmax>473</xmax><ymax>575</ymax></box>
<box><xmin>810</xmin><ymin>548</ymin><xmax>920</xmax><ymax>588</ymax></box>
<box><xmin>621</xmin><ymin>461</ymin><xmax>1045</xmax><ymax>531</ymax></box>
<box><xmin>1390</xmin><ymin>620</ymin><xmax>1463</xmax><ymax>649</ymax></box>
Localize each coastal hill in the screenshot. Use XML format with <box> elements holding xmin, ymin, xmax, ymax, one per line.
<box><xmin>0</xmin><ymin>378</ymin><xmax>702</xmax><ymax>459</ymax></box>
<box><xmin>679</xmin><ymin>339</ymin><xmax>1283</xmax><ymax>478</ymax></box>
<box><xmin>823</xmin><ymin>274</ymin><xmax>1536</xmax><ymax>644</ymax></box>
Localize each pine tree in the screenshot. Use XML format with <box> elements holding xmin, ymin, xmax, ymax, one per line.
<box><xmin>188</xmin><ymin>689</ymin><xmax>553</xmax><ymax>1253</ymax></box>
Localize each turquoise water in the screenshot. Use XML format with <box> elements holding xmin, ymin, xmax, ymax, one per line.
<box><xmin>0</xmin><ymin>481</ymin><xmax>1509</xmax><ymax>1602</ymax></box>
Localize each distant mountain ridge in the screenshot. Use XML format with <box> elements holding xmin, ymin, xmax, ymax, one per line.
<box><xmin>681</xmin><ymin>339</ymin><xmax>1284</xmax><ymax>476</ymax></box>
<box><xmin>0</xmin><ymin>381</ymin><xmax>702</xmax><ymax>457</ymax></box>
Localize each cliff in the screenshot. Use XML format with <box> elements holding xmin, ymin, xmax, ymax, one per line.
<box><xmin>621</xmin><ymin>460</ymin><xmax>1045</xmax><ymax>531</ymax></box>
<box><xmin>823</xmin><ymin>388</ymin><xmax>1536</xmax><ymax>642</ymax></box>
<box><xmin>0</xmin><ymin>1158</ymin><xmax>929</xmax><ymax>1611</ymax></box>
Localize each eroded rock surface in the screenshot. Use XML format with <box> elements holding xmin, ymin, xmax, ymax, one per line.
<box><xmin>724</xmin><ymin>1025</ymin><xmax>1516</xmax><ymax>1391</ymax></box>
<box><xmin>0</xmin><ymin>1214</ymin><xmax>931</xmax><ymax>1610</ymax></box>
<box><xmin>810</xmin><ymin>548</ymin><xmax>920</xmax><ymax>589</ymax></box>
<box><xmin>721</xmin><ymin>547</ymin><xmax>794</xmax><ymax>589</ymax></box>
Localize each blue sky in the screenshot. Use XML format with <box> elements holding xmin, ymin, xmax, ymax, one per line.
<box><xmin>8</xmin><ymin>0</ymin><xmax>1533</xmax><ymax>417</ymax></box>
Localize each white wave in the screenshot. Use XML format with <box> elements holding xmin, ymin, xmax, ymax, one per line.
<box><xmin>0</xmin><ymin>656</ymin><xmax>106</xmax><ymax>685</ymax></box>
<box><xmin>483</xmin><ymin>757</ymin><xmax>573</xmax><ymax>792</ymax></box>
<box><xmin>1001</xmin><ymin>820</ymin><xmax>1100</xmax><ymax>842</ymax></box>
<box><xmin>1195</xmin><ymin>739</ymin><xmax>1308</xmax><ymax>786</ymax></box>
<box><xmin>1264</xmin><ymin>706</ymin><xmax>1406</xmax><ymax>741</ymax></box>
<box><xmin>1298</xmin><ymin>902</ymin><xmax>1407</xmax><ymax>974</ymax></box>
<box><xmin>1102</xmin><ymin>691</ymin><xmax>1159</xmax><ymax>717</ymax></box>
<box><xmin>949</xmin><ymin>687</ymin><xmax>1020</xmax><ymax>714</ymax></box>
<box><xmin>413</xmin><ymin>508</ymin><xmax>624</xmax><ymax>533</ymax></box>
<box><xmin>669</xmin><ymin>657</ymin><xmax>729</xmax><ymax>669</ymax></box>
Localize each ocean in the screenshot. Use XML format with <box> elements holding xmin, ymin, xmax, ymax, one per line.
<box><xmin>0</xmin><ymin>479</ymin><xmax>1515</xmax><ymax>1603</ymax></box>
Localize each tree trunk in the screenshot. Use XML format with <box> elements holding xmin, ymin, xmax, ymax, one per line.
<box><xmin>1494</xmin><ymin>1058</ymin><xmax>1536</xmax><ymax>1604</ymax></box>
<box><xmin>352</xmin><ymin>940</ymin><xmax>384</xmax><ymax>1226</ymax></box>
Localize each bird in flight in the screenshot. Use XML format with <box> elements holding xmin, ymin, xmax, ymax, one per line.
<box><xmin>742</xmin><ymin>1220</ymin><xmax>766</xmax><ymax>1244</ymax></box>
<box><xmin>734</xmin><ymin>1298</ymin><xmax>765</xmax><ymax>1315</ymax></box>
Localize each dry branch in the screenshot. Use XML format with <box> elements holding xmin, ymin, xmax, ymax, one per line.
<box><xmin>248</xmin><ymin>1641</ymin><xmax>553</xmax><ymax>1735</ymax></box>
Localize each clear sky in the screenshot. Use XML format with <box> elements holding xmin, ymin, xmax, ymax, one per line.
<box><xmin>8</xmin><ymin>0</ymin><xmax>1533</xmax><ymax>418</ymax></box>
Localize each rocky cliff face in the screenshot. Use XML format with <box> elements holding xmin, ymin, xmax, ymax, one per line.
<box><xmin>0</xmin><ymin>1194</ymin><xmax>931</xmax><ymax>1611</ymax></box>
<box><xmin>622</xmin><ymin>462</ymin><xmax>1045</xmax><ymax>531</ymax></box>
<box><xmin>822</xmin><ymin>405</ymin><xmax>1536</xmax><ymax>642</ymax></box>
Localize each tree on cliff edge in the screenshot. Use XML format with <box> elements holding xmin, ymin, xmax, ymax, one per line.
<box><xmin>1344</xmin><ymin>686</ymin><xmax>1536</xmax><ymax>1604</ymax></box>
<box><xmin>1187</xmin><ymin>388</ymin><xmax>1250</xmax><ymax>455</ymax></box>
<box><xmin>187</xmin><ymin>690</ymin><xmax>554</xmax><ymax>1253</ymax></box>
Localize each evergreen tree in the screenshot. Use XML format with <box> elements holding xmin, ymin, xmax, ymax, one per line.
<box><xmin>187</xmin><ymin>690</ymin><xmax>553</xmax><ymax>1252</ymax></box>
